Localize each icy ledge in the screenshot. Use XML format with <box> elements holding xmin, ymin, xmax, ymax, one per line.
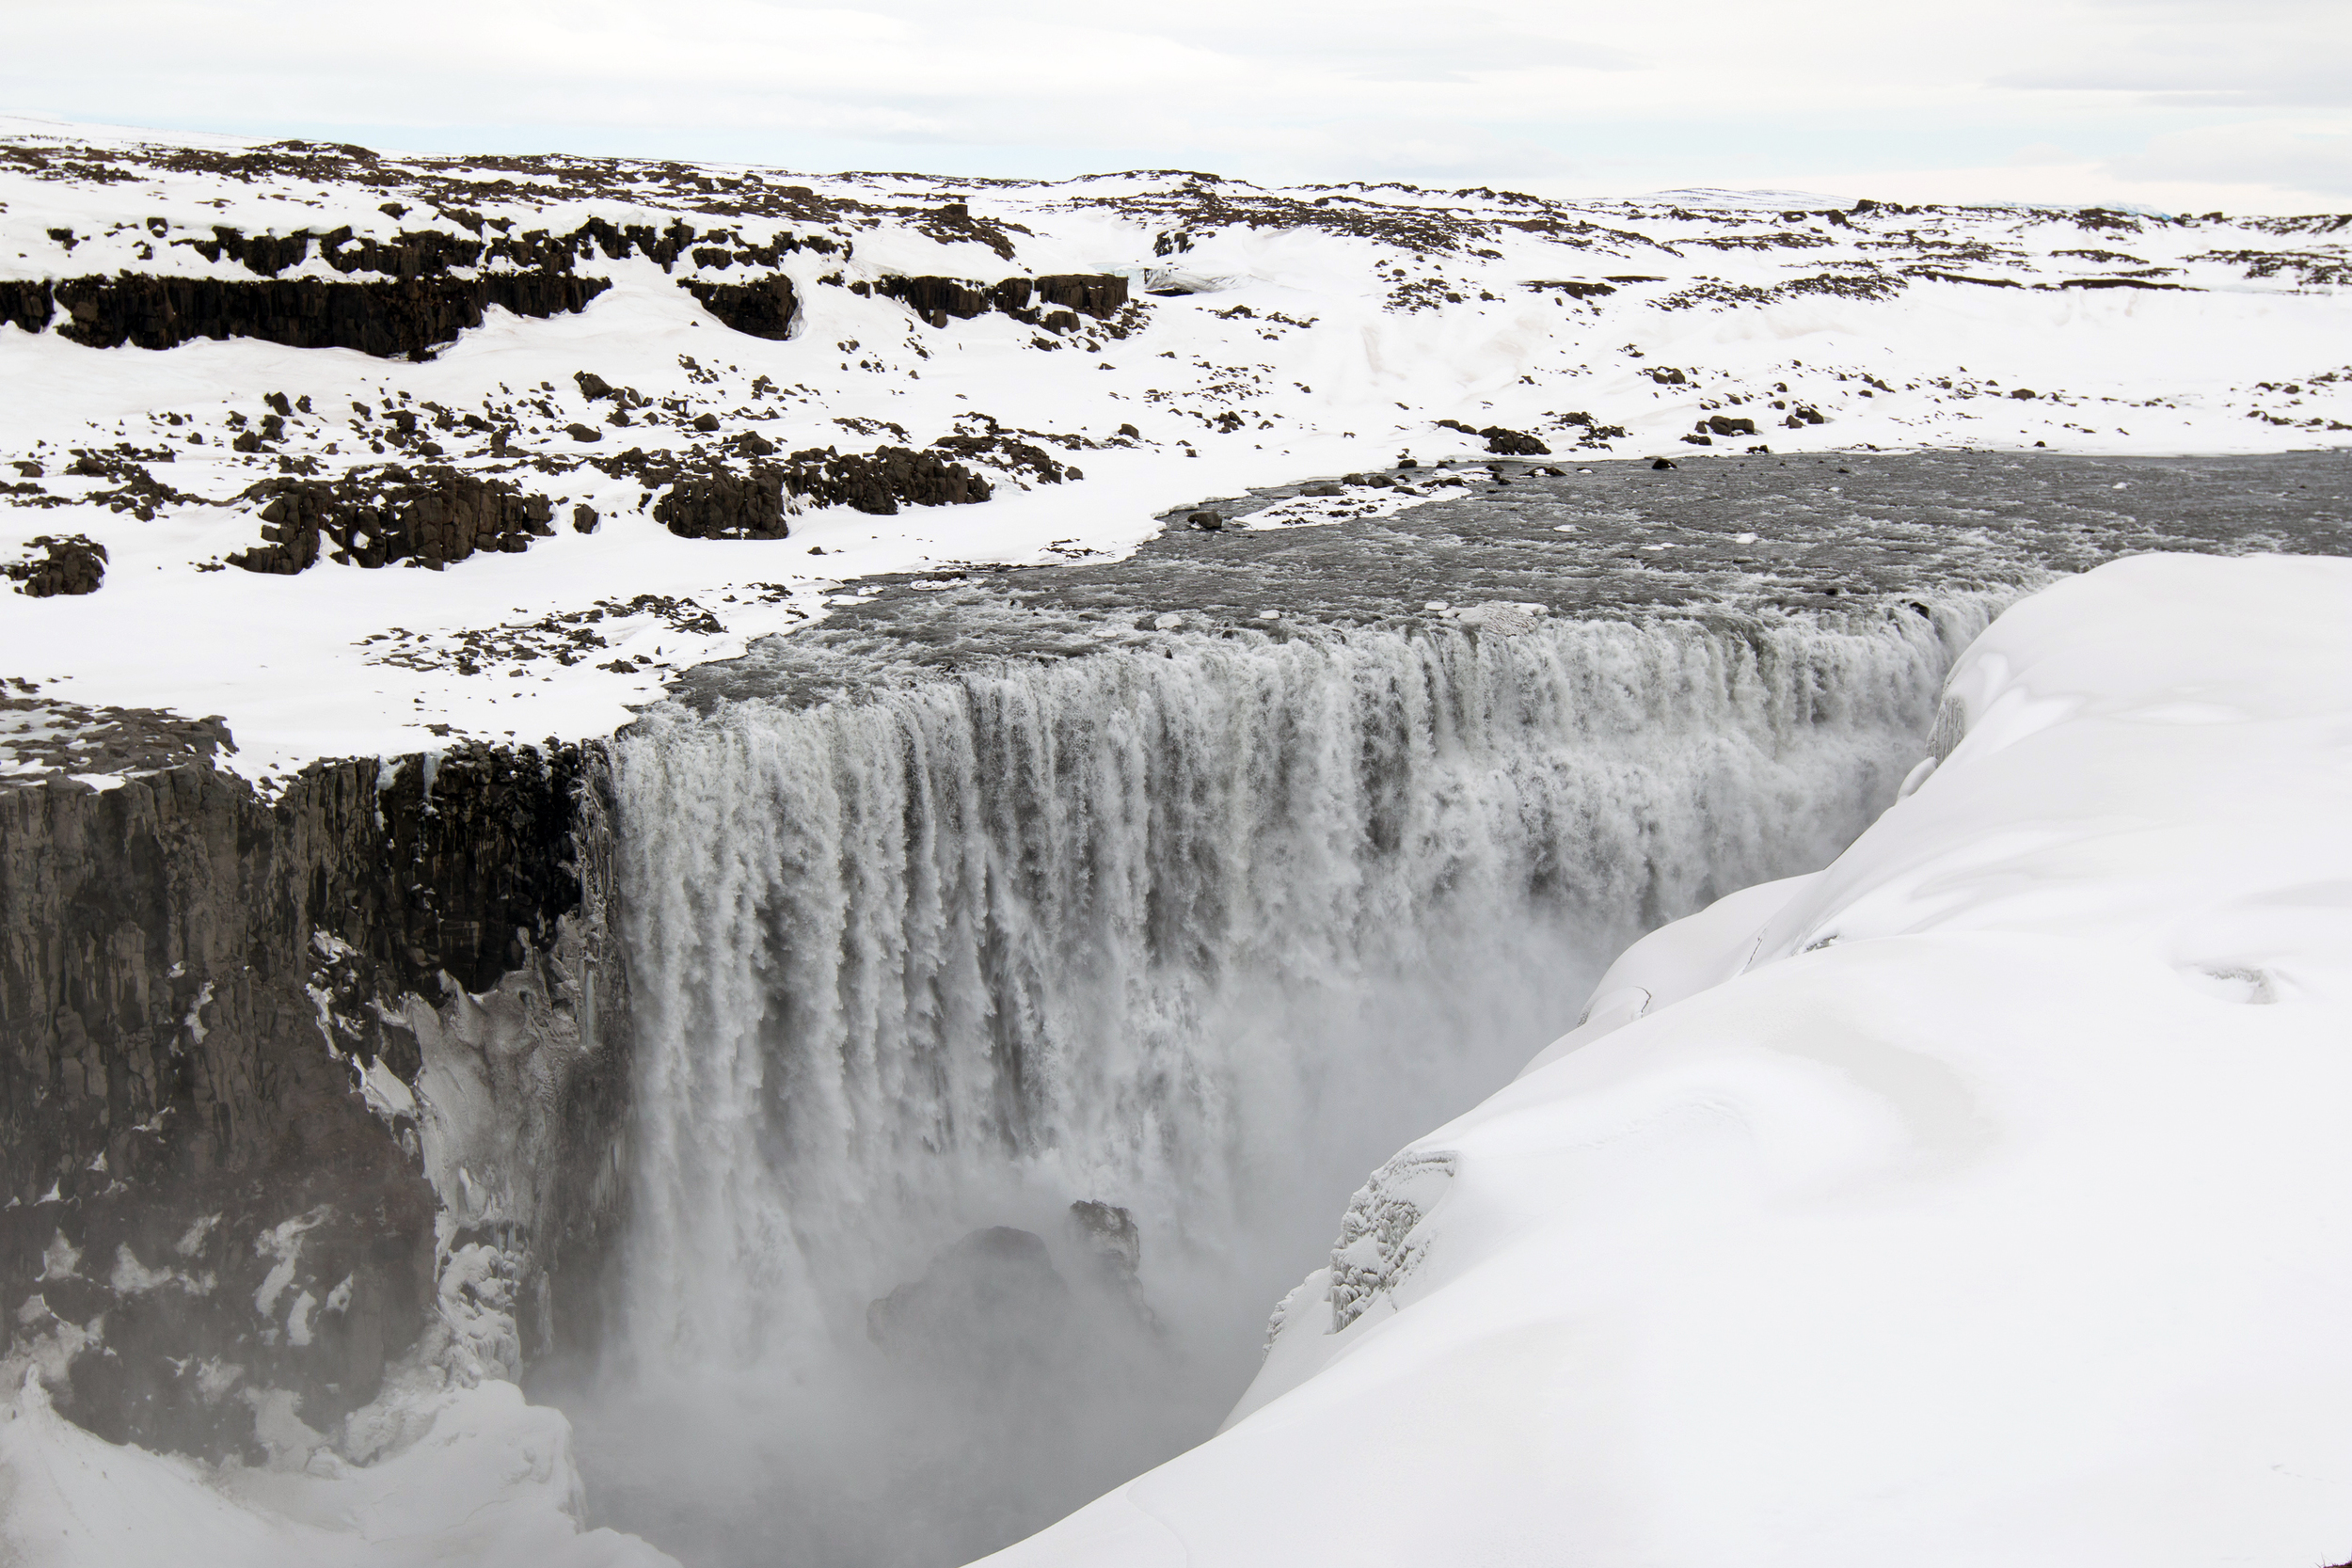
<box><xmin>984</xmin><ymin>552</ymin><xmax>2352</xmax><ymax>1568</ymax></box>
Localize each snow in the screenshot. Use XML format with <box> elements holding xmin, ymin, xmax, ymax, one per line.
<box><xmin>0</xmin><ymin>1373</ymin><xmax>675</xmax><ymax>1568</ymax></box>
<box><xmin>980</xmin><ymin>552</ymin><xmax>2352</xmax><ymax>1568</ymax></box>
<box><xmin>0</xmin><ymin>116</ymin><xmax>2344</xmax><ymax>784</ymax></box>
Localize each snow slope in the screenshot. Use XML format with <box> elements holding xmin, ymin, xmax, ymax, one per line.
<box><xmin>1</xmin><ymin>115</ymin><xmax>2347</xmax><ymax>782</ymax></box>
<box><xmin>0</xmin><ymin>1375</ymin><xmax>674</xmax><ymax>1568</ymax></box>
<box><xmin>979</xmin><ymin>551</ymin><xmax>2352</xmax><ymax>1568</ymax></box>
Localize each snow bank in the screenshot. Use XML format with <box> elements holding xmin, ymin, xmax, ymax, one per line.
<box><xmin>982</xmin><ymin>551</ymin><xmax>2352</xmax><ymax>1568</ymax></box>
<box><xmin>0</xmin><ymin>1373</ymin><xmax>675</xmax><ymax>1567</ymax></box>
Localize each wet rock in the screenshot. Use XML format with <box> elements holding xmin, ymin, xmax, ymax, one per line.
<box><xmin>866</xmin><ymin>1227</ymin><xmax>1072</xmax><ymax>1369</ymax></box>
<box><xmin>0</xmin><ymin>747</ymin><xmax>631</xmax><ymax>1460</ymax></box>
<box><xmin>5</xmin><ymin>534</ymin><xmax>106</xmax><ymax>596</ymax></box>
<box><xmin>1065</xmin><ymin>1200</ymin><xmax>1140</xmax><ymax>1290</ymax></box>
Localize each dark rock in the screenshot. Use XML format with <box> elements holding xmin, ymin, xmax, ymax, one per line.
<box><xmin>681</xmin><ymin>274</ymin><xmax>798</xmax><ymax>340</ymax></box>
<box><xmin>1299</xmin><ymin>482</ymin><xmax>1346</xmax><ymax>497</ymax></box>
<box><xmin>45</xmin><ymin>272</ymin><xmax>610</xmax><ymax>360</ymax></box>
<box><xmin>871</xmin><ymin>273</ymin><xmax>1128</xmax><ymax>331</ymax></box>
<box><xmin>691</xmin><ymin>413</ymin><xmax>721</xmax><ymax>433</ymax></box>
<box><xmin>2010</xmin><ymin>388</ymin><xmax>2037</xmax><ymax>400</ymax></box>
<box><xmin>1651</xmin><ymin>457</ymin><xmax>1677</xmax><ymax>469</ymax></box>
<box><xmin>0</xmin><ymin>278</ymin><xmax>54</xmax><ymax>334</ymax></box>
<box><xmin>5</xmin><ymin>534</ymin><xmax>107</xmax><ymax>596</ymax></box>
<box><xmin>1065</xmin><ymin>1200</ymin><xmax>1140</xmax><ymax>1289</ymax></box>
<box><xmin>574</xmin><ymin>372</ymin><xmax>613</xmax><ymax>401</ymax></box>
<box><xmin>0</xmin><ymin>747</ymin><xmax>631</xmax><ymax>1460</ymax></box>
<box><xmin>1681</xmin><ymin>434</ymin><xmax>1714</xmax><ymax>446</ymax></box>
<box><xmin>1478</xmin><ymin>426</ymin><xmax>1549</xmax><ymax>456</ymax></box>
<box><xmin>731</xmin><ymin>430</ymin><xmax>776</xmax><ymax>458</ymax></box>
<box><xmin>565</xmin><ymin>422</ymin><xmax>602</xmax><ymax>443</ymax></box>
<box><xmin>1702</xmin><ymin>415</ymin><xmax>1758</xmax><ymax>437</ymax></box>
<box><xmin>778</xmin><ymin>445</ymin><xmax>990</xmax><ymax>515</ymax></box>
<box><xmin>1187</xmin><ymin>510</ymin><xmax>1224</xmax><ymax>531</ymax></box>
<box><xmin>655</xmin><ymin>474</ymin><xmax>787</xmax><ymax>541</ymax></box>
<box><xmin>572</xmin><ymin>504</ymin><xmax>599</xmax><ymax>534</ymax></box>
<box><xmin>929</xmin><ymin>433</ymin><xmax>1078</xmax><ymax>486</ymax></box>
<box><xmin>231</xmin><ymin>467</ymin><xmax>556</xmax><ymax>573</ymax></box>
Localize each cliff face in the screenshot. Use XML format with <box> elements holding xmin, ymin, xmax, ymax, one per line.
<box><xmin>0</xmin><ymin>745</ymin><xmax>629</xmax><ymax>1462</ymax></box>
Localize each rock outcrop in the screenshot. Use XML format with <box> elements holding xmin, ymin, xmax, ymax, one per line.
<box><xmin>230</xmin><ymin>467</ymin><xmax>557</xmax><ymax>574</ymax></box>
<box><xmin>6</xmin><ymin>533</ymin><xmax>106</xmax><ymax>595</ymax></box>
<box><xmin>0</xmin><ymin>745</ymin><xmax>630</xmax><ymax>1462</ymax></box>
<box><xmin>22</xmin><ymin>273</ymin><xmax>608</xmax><ymax>359</ymax></box>
<box><xmin>656</xmin><ymin>473</ymin><xmax>788</xmax><ymax>540</ymax></box>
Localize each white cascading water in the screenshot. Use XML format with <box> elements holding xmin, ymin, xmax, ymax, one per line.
<box><xmin>580</xmin><ymin>602</ymin><xmax>1995</xmax><ymax>1568</ymax></box>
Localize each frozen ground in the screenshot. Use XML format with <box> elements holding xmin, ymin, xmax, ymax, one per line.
<box><xmin>0</xmin><ymin>114</ymin><xmax>2347</xmax><ymax>783</ymax></box>
<box><xmin>982</xmin><ymin>553</ymin><xmax>2352</xmax><ymax>1568</ymax></box>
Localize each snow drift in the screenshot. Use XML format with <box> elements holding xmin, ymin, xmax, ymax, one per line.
<box><xmin>981</xmin><ymin>551</ymin><xmax>2352</xmax><ymax>1568</ymax></box>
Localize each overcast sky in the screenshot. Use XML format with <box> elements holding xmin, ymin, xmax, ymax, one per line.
<box><xmin>3</xmin><ymin>0</ymin><xmax>2346</xmax><ymax>211</ymax></box>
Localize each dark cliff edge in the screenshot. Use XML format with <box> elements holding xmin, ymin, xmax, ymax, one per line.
<box><xmin>0</xmin><ymin>744</ymin><xmax>631</xmax><ymax>1464</ymax></box>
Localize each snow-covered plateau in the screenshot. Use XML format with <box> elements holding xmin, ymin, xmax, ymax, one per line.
<box><xmin>0</xmin><ymin>112</ymin><xmax>2345</xmax><ymax>780</ymax></box>
<box><xmin>3</xmin><ymin>112</ymin><xmax>2352</xmax><ymax>1568</ymax></box>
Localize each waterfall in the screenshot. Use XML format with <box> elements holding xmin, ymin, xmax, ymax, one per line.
<box><xmin>584</xmin><ymin>600</ymin><xmax>1994</xmax><ymax>1568</ymax></box>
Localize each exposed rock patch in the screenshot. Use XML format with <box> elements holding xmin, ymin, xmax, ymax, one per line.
<box><xmin>6</xmin><ymin>533</ymin><xmax>106</xmax><ymax>595</ymax></box>
<box><xmin>230</xmin><ymin>467</ymin><xmax>556</xmax><ymax>574</ymax></box>
<box><xmin>35</xmin><ymin>272</ymin><xmax>609</xmax><ymax>358</ymax></box>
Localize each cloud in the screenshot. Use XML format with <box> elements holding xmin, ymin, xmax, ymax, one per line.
<box><xmin>0</xmin><ymin>0</ymin><xmax>2345</xmax><ymax>210</ymax></box>
<box><xmin>2105</xmin><ymin>120</ymin><xmax>2352</xmax><ymax>198</ymax></box>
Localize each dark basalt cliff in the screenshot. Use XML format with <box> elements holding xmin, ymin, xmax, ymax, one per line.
<box><xmin>0</xmin><ymin>746</ymin><xmax>630</xmax><ymax>1461</ymax></box>
<box><xmin>35</xmin><ymin>272</ymin><xmax>612</xmax><ymax>359</ymax></box>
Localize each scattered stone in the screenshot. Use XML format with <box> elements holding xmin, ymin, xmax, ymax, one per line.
<box><xmin>565</xmin><ymin>422</ymin><xmax>602</xmax><ymax>442</ymax></box>
<box><xmin>6</xmin><ymin>534</ymin><xmax>106</xmax><ymax>596</ymax></box>
<box><xmin>691</xmin><ymin>413</ymin><xmax>721</xmax><ymax>433</ymax></box>
<box><xmin>572</xmin><ymin>504</ymin><xmax>599</xmax><ymax>534</ymax></box>
<box><xmin>1701</xmin><ymin>415</ymin><xmax>1758</xmax><ymax>437</ymax></box>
